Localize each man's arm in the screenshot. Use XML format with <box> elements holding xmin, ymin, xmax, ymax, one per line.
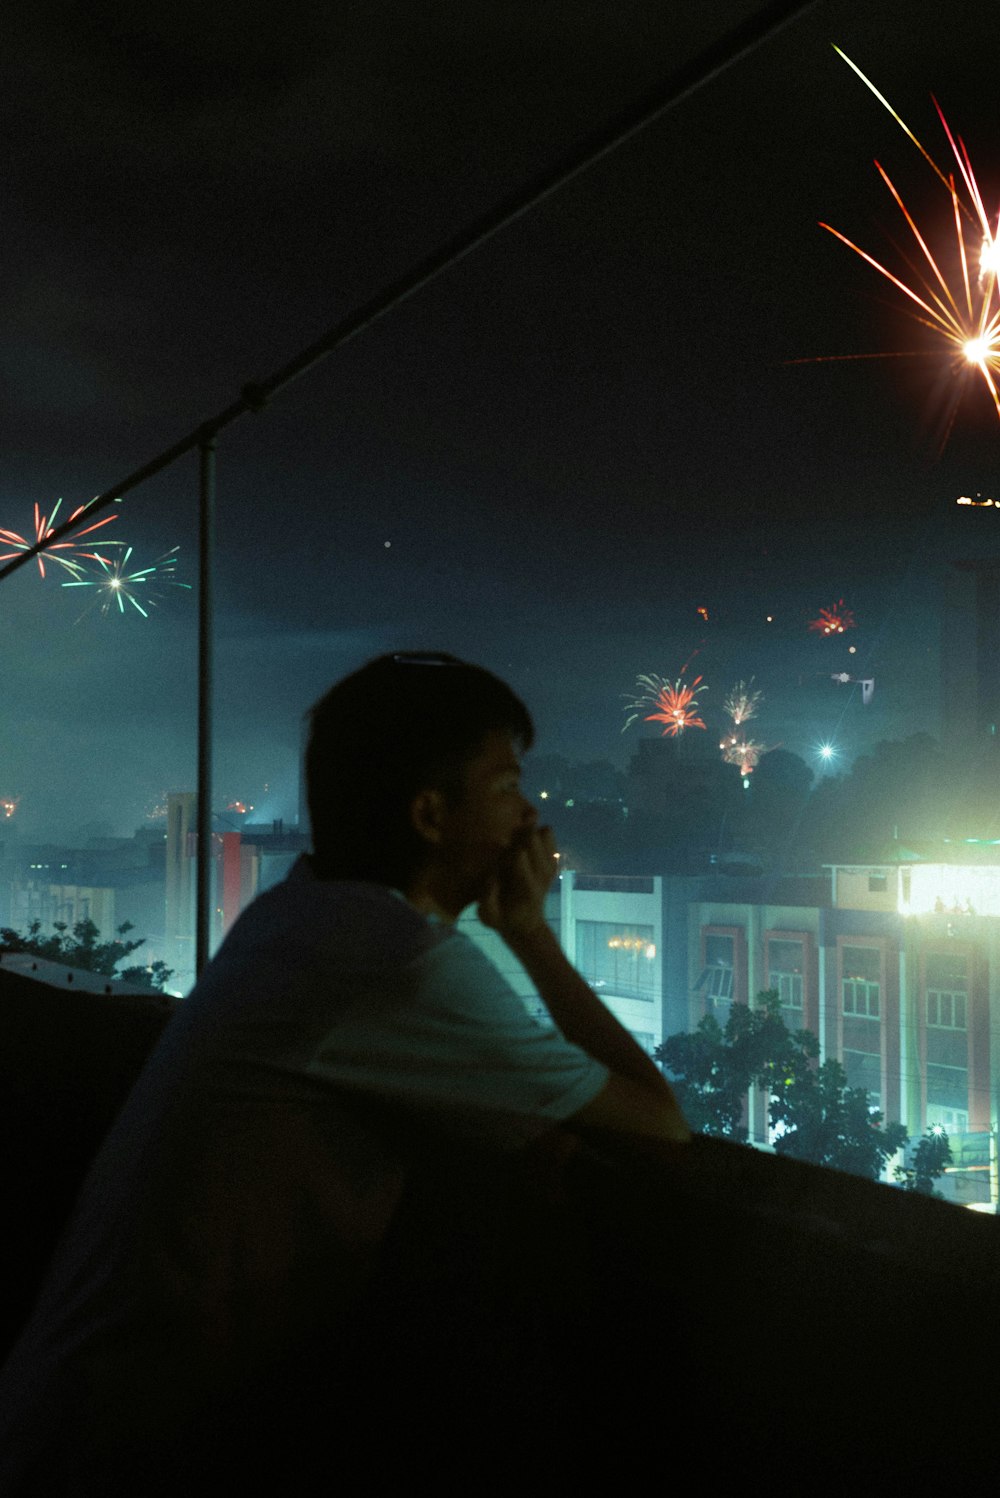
<box><xmin>480</xmin><ymin>827</ymin><xmax>689</xmax><ymax>1144</ymax></box>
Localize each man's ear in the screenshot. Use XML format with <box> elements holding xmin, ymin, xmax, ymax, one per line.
<box><xmin>409</xmin><ymin>787</ymin><xmax>448</xmax><ymax>846</ymax></box>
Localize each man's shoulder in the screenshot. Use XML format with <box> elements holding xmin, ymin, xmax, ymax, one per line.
<box><xmin>227</xmin><ymin>858</ymin><xmax>441</xmax><ymax>969</ymax></box>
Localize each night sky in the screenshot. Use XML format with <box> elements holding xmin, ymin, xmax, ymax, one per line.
<box><xmin>3</xmin><ymin>0</ymin><xmax>1000</xmax><ymax>838</ymax></box>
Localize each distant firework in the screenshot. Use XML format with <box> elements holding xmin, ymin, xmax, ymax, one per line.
<box><xmin>723</xmin><ymin>679</ymin><xmax>762</xmax><ymax>726</ymax></box>
<box><xmin>0</xmin><ymin>499</ymin><xmax>118</xmax><ymax>579</ymax></box>
<box><xmin>623</xmin><ymin>673</ymin><xmax>707</xmax><ymax>737</ymax></box>
<box><xmin>0</xmin><ymin>796</ymin><xmax>18</xmax><ymax>819</ymax></box>
<box><xmin>62</xmin><ymin>546</ymin><xmax>191</xmax><ymax>618</ymax></box>
<box><xmin>696</xmin><ymin>605</ymin><xmax>710</xmax><ymax>621</ymax></box>
<box><xmin>957</xmin><ymin>493</ymin><xmax>997</xmax><ymax>506</ymax></box>
<box><xmin>809</xmin><ymin>601</ymin><xmax>856</xmax><ymax>635</ymax></box>
<box><xmin>817</xmin><ymin>48</ymin><xmax>1000</xmax><ymax>437</ymax></box>
<box><xmin>720</xmin><ymin>738</ymin><xmax>766</xmax><ymax>776</ymax></box>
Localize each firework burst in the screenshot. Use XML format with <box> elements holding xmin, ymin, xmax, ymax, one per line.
<box><xmin>62</xmin><ymin>546</ymin><xmax>191</xmax><ymax>618</ymax></box>
<box><xmin>819</xmin><ymin>48</ymin><xmax>1000</xmax><ymax>433</ymax></box>
<box><xmin>722</xmin><ymin>679</ymin><xmax>762</xmax><ymax>727</ymax></box>
<box><xmin>809</xmin><ymin>600</ymin><xmax>856</xmax><ymax>635</ymax></box>
<box><xmin>623</xmin><ymin>673</ymin><xmax>707</xmax><ymax>737</ymax></box>
<box><xmin>0</xmin><ymin>498</ymin><xmax>119</xmax><ymax>579</ymax></box>
<box><xmin>0</xmin><ymin>795</ymin><xmax>18</xmax><ymax>819</ymax></box>
<box><xmin>720</xmin><ymin>737</ymin><xmax>766</xmax><ymax>776</ymax></box>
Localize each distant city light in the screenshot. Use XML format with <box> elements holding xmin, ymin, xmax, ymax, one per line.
<box><xmin>900</xmin><ymin>863</ymin><xmax>1000</xmax><ymax>917</ymax></box>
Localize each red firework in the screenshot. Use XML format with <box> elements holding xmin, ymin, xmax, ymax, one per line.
<box><xmin>0</xmin><ymin>499</ymin><xmax>118</xmax><ymax>579</ymax></box>
<box><xmin>809</xmin><ymin>600</ymin><xmax>856</xmax><ymax>635</ymax></box>
<box><xmin>623</xmin><ymin>673</ymin><xmax>707</xmax><ymax>738</ymax></box>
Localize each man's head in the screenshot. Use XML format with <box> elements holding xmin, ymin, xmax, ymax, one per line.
<box><xmin>305</xmin><ymin>652</ymin><xmax>535</xmax><ymax>894</ymax></box>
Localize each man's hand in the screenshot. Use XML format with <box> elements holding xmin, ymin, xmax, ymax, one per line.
<box><xmin>478</xmin><ymin>824</ymin><xmax>558</xmax><ymax>941</ymax></box>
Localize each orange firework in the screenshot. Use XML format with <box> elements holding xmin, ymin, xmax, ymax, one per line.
<box><xmin>809</xmin><ymin>600</ymin><xmax>856</xmax><ymax>635</ymax></box>
<box><xmin>0</xmin><ymin>498</ymin><xmax>119</xmax><ymax>579</ymax></box>
<box><xmin>818</xmin><ymin>48</ymin><xmax>1000</xmax><ymax>432</ymax></box>
<box><xmin>623</xmin><ymin>673</ymin><xmax>707</xmax><ymax>737</ymax></box>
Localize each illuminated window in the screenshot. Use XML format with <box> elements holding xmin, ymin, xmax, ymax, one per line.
<box><xmin>842</xmin><ymin>947</ymin><xmax>880</xmax><ymax>1019</ymax></box>
<box><xmin>925</xmin><ymin>1102</ymin><xmax>968</xmax><ymax>1134</ymax></box>
<box><xmin>925</xmin><ymin>953</ymin><xmax>968</xmax><ymax>1029</ymax></box>
<box><xmin>696</xmin><ymin>932</ymin><xmax>736</xmax><ymax>1011</ymax></box>
<box><xmin>768</xmin><ymin>938</ymin><xmax>804</xmax><ymax>1010</ymax></box>
<box><xmin>926</xmin><ymin>1067</ymin><xmax>969</xmax><ymax>1133</ymax></box>
<box><xmin>926</xmin><ymin>990</ymin><xmax>967</xmax><ymax>1029</ymax></box>
<box><xmin>842</xmin><ymin>1048</ymin><xmax>882</xmax><ymax>1108</ymax></box>
<box><xmin>924</xmin><ymin>953</ymin><xmax>969</xmax><ymax>1132</ymax></box>
<box><xmin>575</xmin><ymin>921</ymin><xmax>656</xmax><ymax>1001</ymax></box>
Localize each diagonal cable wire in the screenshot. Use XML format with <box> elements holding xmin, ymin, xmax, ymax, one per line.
<box><xmin>0</xmin><ymin>0</ymin><xmax>815</xmax><ymax>586</ymax></box>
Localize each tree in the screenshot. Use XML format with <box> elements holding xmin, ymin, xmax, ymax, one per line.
<box><xmin>657</xmin><ymin>990</ymin><xmax>909</xmax><ymax>1181</ymax></box>
<box><xmin>655</xmin><ymin>992</ymin><xmax>791</xmax><ymax>1141</ymax></box>
<box><xmin>894</xmin><ymin>1127</ymin><xmax>953</xmax><ymax>1195</ymax></box>
<box><xmin>0</xmin><ymin>918</ymin><xmax>174</xmax><ymax>991</ymax></box>
<box><xmin>767</xmin><ymin>1039</ymin><xmax>908</xmax><ymax>1180</ymax></box>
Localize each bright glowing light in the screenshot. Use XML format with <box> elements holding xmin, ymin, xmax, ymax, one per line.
<box><xmin>981</xmin><ymin>237</ymin><xmax>1000</xmax><ymax>275</ymax></box>
<box><xmin>0</xmin><ymin>796</ymin><xmax>18</xmax><ymax>819</ymax></box>
<box><xmin>819</xmin><ymin>744</ymin><xmax>836</xmax><ymax>761</ymax></box>
<box><xmin>900</xmin><ymin>863</ymin><xmax>1000</xmax><ymax>916</ymax></box>
<box><xmin>622</xmin><ymin>673</ymin><xmax>707</xmax><ymax>737</ymax></box>
<box><xmin>819</xmin><ymin>49</ymin><xmax>1000</xmax><ymax>433</ymax></box>
<box><xmin>964</xmin><ymin>335</ymin><xmax>992</xmax><ymax>365</ymax></box>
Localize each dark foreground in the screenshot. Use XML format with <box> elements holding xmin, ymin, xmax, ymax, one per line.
<box><xmin>2</xmin><ymin>960</ymin><xmax>995</xmax><ymax>1492</ymax></box>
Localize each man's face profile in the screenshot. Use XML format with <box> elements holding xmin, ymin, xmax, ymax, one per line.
<box><xmin>410</xmin><ymin>730</ymin><xmax>536</xmax><ymax>911</ymax></box>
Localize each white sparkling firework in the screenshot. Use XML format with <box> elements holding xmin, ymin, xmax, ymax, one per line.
<box><xmin>62</xmin><ymin>546</ymin><xmax>191</xmax><ymax>618</ymax></box>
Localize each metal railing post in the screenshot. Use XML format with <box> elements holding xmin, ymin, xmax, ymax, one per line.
<box><xmin>196</xmin><ymin>435</ymin><xmax>216</xmax><ymax>977</ymax></box>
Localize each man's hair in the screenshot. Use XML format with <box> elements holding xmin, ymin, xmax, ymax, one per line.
<box><xmin>305</xmin><ymin>652</ymin><xmax>534</xmax><ymax>886</ymax></box>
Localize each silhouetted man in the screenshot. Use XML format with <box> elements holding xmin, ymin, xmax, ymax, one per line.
<box><xmin>0</xmin><ymin>652</ymin><xmax>686</xmax><ymax>1493</ymax></box>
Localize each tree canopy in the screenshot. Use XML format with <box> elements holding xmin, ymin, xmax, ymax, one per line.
<box><xmin>657</xmin><ymin>990</ymin><xmax>916</xmax><ymax>1182</ymax></box>
<box><xmin>0</xmin><ymin>918</ymin><xmax>173</xmax><ymax>991</ymax></box>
